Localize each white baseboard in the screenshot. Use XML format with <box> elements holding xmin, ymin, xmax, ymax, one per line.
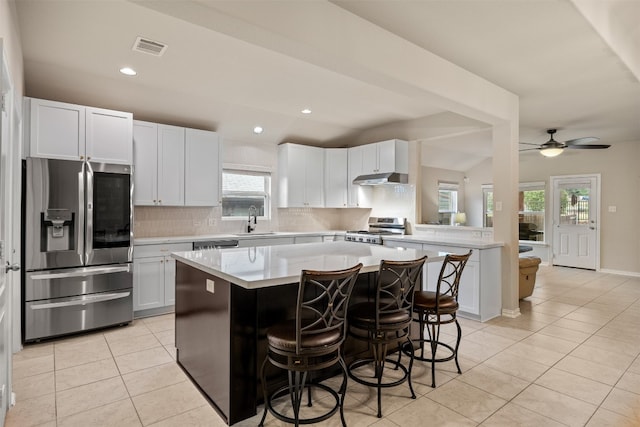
<box><xmin>501</xmin><ymin>308</ymin><xmax>521</xmax><ymax>318</ymax></box>
<box><xmin>598</xmin><ymin>269</ymin><xmax>640</xmax><ymax>278</ymax></box>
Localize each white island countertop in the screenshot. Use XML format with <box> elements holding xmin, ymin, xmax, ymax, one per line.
<box><xmin>171</xmin><ymin>241</ymin><xmax>447</xmax><ymax>289</ymax></box>
<box><xmin>383</xmin><ymin>235</ymin><xmax>503</xmax><ymax>249</ymax></box>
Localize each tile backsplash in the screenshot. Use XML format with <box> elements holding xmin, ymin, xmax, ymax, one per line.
<box><xmin>133</xmin><ymin>206</ymin><xmax>372</xmax><ymax>237</ymax></box>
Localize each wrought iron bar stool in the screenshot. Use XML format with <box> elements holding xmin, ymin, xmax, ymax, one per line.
<box><xmin>347</xmin><ymin>257</ymin><xmax>427</xmax><ymax>418</ymax></box>
<box><xmin>258</xmin><ymin>263</ymin><xmax>362</xmax><ymax>427</ymax></box>
<box><xmin>409</xmin><ymin>251</ymin><xmax>472</xmax><ymax>388</ymax></box>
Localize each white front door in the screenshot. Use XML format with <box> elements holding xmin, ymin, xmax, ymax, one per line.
<box><xmin>551</xmin><ymin>175</ymin><xmax>599</xmax><ymax>270</ymax></box>
<box><xmin>0</xmin><ymin>53</ymin><xmax>10</xmax><ymax>425</ymax></box>
<box><xmin>1</xmin><ymin>42</ymin><xmax>20</xmax><ymax>425</ymax></box>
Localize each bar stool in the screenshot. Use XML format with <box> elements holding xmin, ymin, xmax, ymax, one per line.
<box><xmin>347</xmin><ymin>257</ymin><xmax>427</xmax><ymax>418</ymax></box>
<box><xmin>258</xmin><ymin>263</ymin><xmax>362</xmax><ymax>427</ymax></box>
<box><xmin>410</xmin><ymin>251</ymin><xmax>472</xmax><ymax>388</ymax></box>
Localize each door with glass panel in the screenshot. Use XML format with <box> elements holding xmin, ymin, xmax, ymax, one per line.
<box><xmin>551</xmin><ymin>175</ymin><xmax>599</xmax><ymax>270</ymax></box>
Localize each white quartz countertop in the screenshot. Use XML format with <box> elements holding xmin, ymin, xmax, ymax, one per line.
<box><xmin>383</xmin><ymin>235</ymin><xmax>503</xmax><ymax>249</ymax></box>
<box><xmin>135</xmin><ymin>231</ymin><xmax>345</xmax><ymax>246</ymax></box>
<box><xmin>171</xmin><ymin>241</ymin><xmax>447</xmax><ymax>289</ymax></box>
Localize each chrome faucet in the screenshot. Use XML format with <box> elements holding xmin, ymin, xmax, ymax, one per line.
<box><xmin>247</xmin><ymin>205</ymin><xmax>257</xmax><ymax>233</ymax></box>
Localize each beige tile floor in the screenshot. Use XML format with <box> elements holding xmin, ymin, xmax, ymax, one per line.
<box><xmin>7</xmin><ymin>265</ymin><xmax>640</xmax><ymax>426</ymax></box>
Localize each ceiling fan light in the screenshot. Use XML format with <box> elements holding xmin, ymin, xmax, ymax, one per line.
<box><xmin>540</xmin><ymin>147</ymin><xmax>563</xmax><ymax>157</ymax></box>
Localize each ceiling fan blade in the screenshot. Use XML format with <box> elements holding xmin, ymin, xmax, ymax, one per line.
<box><xmin>566</xmin><ymin>144</ymin><xmax>611</xmax><ymax>149</ymax></box>
<box><xmin>519</xmin><ymin>148</ymin><xmax>540</xmax><ymax>152</ymax></box>
<box><xmin>519</xmin><ymin>142</ymin><xmax>540</xmax><ymax>146</ymax></box>
<box><xmin>565</xmin><ymin>137</ymin><xmax>600</xmax><ymax>145</ymax></box>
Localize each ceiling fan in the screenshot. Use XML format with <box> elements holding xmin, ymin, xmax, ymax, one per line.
<box><xmin>519</xmin><ymin>129</ymin><xmax>610</xmax><ymax>157</ymax></box>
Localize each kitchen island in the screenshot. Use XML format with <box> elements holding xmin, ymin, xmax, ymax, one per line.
<box><xmin>171</xmin><ymin>241</ymin><xmax>446</xmax><ymax>425</ymax></box>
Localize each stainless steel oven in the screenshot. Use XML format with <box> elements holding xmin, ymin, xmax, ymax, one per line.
<box><xmin>345</xmin><ymin>217</ymin><xmax>406</xmax><ymax>245</ymax></box>
<box><xmin>23</xmin><ymin>157</ymin><xmax>133</xmax><ymax>341</ymax></box>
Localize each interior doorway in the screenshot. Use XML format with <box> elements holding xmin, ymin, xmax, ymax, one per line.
<box><xmin>550</xmin><ymin>174</ymin><xmax>600</xmax><ymax>270</ymax></box>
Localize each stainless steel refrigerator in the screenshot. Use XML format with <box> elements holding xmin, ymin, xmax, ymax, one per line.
<box><xmin>23</xmin><ymin>157</ymin><xmax>133</xmax><ymax>342</ymax></box>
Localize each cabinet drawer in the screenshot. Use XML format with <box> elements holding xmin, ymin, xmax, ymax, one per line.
<box><xmin>134</xmin><ymin>243</ymin><xmax>192</xmax><ymax>259</ymax></box>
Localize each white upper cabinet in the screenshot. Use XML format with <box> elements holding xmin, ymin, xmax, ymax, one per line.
<box><xmin>29</xmin><ymin>99</ymin><xmax>85</xmax><ymax>161</ymax></box>
<box><xmin>157</xmin><ymin>125</ymin><xmax>185</xmax><ymax>206</ymax></box>
<box><xmin>28</xmin><ymin>98</ymin><xmax>132</xmax><ymax>164</ymax></box>
<box><xmin>278</xmin><ymin>143</ymin><xmax>324</xmax><ymax>208</ymax></box>
<box><xmin>348</xmin><ymin>145</ymin><xmax>369</xmax><ymax>207</ymax></box>
<box><xmin>132</xmin><ymin>121</ymin><xmax>159</xmax><ymax>205</ymax></box>
<box><xmin>185</xmin><ymin>128</ymin><xmax>221</xmax><ymax>206</ymax></box>
<box><xmin>324</xmin><ymin>148</ymin><xmax>348</xmax><ymax>208</ymax></box>
<box><xmin>85</xmin><ymin>107</ymin><xmax>133</xmax><ymax>164</ymax></box>
<box><xmin>133</xmin><ymin>121</ymin><xmax>220</xmax><ymax>207</ymax></box>
<box><xmin>361</xmin><ymin>143</ymin><xmax>379</xmax><ymax>175</ymax></box>
<box><xmin>133</xmin><ymin>121</ymin><xmax>185</xmax><ymax>206</ymax></box>
<box><xmin>360</xmin><ymin>139</ymin><xmax>409</xmax><ymax>175</ymax></box>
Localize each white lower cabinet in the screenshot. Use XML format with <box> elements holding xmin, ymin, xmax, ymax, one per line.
<box><xmin>133</xmin><ymin>243</ymin><xmax>192</xmax><ymax>315</ymax></box>
<box><xmin>383</xmin><ymin>240</ymin><xmax>501</xmax><ymax>322</ymax></box>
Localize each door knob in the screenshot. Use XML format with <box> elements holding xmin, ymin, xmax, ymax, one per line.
<box><xmin>5</xmin><ymin>263</ymin><xmax>20</xmax><ymax>273</ymax></box>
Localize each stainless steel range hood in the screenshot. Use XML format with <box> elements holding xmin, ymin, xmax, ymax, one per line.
<box><xmin>352</xmin><ymin>172</ymin><xmax>408</xmax><ymax>185</ymax></box>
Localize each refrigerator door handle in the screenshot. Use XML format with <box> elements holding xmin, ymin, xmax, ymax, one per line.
<box><xmin>30</xmin><ymin>291</ymin><xmax>131</xmax><ymax>310</ymax></box>
<box><xmin>29</xmin><ymin>265</ymin><xmax>131</xmax><ymax>280</ymax></box>
<box><xmin>85</xmin><ymin>161</ymin><xmax>93</xmax><ymax>264</ymax></box>
<box><xmin>78</xmin><ymin>162</ymin><xmax>86</xmax><ymax>265</ymax></box>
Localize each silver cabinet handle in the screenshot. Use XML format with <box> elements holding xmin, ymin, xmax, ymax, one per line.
<box><xmin>30</xmin><ymin>291</ymin><xmax>131</xmax><ymax>310</ymax></box>
<box><xmin>5</xmin><ymin>263</ymin><xmax>20</xmax><ymax>273</ymax></box>
<box><xmin>30</xmin><ymin>265</ymin><xmax>130</xmax><ymax>280</ymax></box>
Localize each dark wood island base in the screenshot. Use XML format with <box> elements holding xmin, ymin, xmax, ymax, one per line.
<box><xmin>175</xmin><ymin>261</ymin><xmax>414</xmax><ymax>425</ymax></box>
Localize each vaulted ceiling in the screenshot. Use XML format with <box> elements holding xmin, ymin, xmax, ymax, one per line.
<box><xmin>15</xmin><ymin>0</ymin><xmax>640</xmax><ymax>170</ymax></box>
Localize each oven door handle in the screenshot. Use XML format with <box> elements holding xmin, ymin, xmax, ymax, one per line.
<box><xmin>30</xmin><ymin>265</ymin><xmax>131</xmax><ymax>280</ymax></box>
<box><xmin>30</xmin><ymin>291</ymin><xmax>131</xmax><ymax>310</ymax></box>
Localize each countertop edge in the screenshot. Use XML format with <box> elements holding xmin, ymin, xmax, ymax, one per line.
<box><xmin>135</xmin><ymin>231</ymin><xmax>345</xmax><ymax>246</ymax></box>
<box><xmin>383</xmin><ymin>235</ymin><xmax>504</xmax><ymax>249</ymax></box>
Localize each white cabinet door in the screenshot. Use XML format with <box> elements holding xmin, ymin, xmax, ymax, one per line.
<box><xmin>456</xmin><ymin>261</ymin><xmax>480</xmax><ymax>315</ymax></box>
<box><xmin>133</xmin><ymin>121</ymin><xmax>159</xmax><ymax>205</ymax></box>
<box><xmin>305</xmin><ymin>146</ymin><xmax>324</xmax><ymax>207</ymax></box>
<box><xmin>164</xmin><ymin>256</ymin><xmax>177</xmax><ymax>306</ymax></box>
<box><xmin>86</xmin><ymin>107</ymin><xmax>133</xmax><ymax>164</ymax></box>
<box><xmin>185</xmin><ymin>128</ymin><xmax>220</xmax><ymax>206</ymax></box>
<box><xmin>133</xmin><ymin>256</ymin><xmax>165</xmax><ymax>311</ymax></box>
<box><xmin>324</xmin><ymin>148</ymin><xmax>348</xmax><ymax>208</ymax></box>
<box><xmin>29</xmin><ymin>98</ymin><xmax>85</xmax><ymax>160</ymax></box>
<box><xmin>347</xmin><ymin>146</ymin><xmax>364</xmax><ymax>207</ymax></box>
<box><xmin>377</xmin><ymin>140</ymin><xmax>397</xmax><ymax>173</ymax></box>
<box><xmin>157</xmin><ymin>125</ymin><xmax>185</xmax><ymax>206</ymax></box>
<box><xmin>278</xmin><ymin>144</ymin><xmax>305</xmax><ymax>207</ymax></box>
<box><xmin>278</xmin><ymin>143</ymin><xmax>324</xmax><ymax>207</ymax></box>
<box><xmin>361</xmin><ymin>143</ymin><xmax>379</xmax><ymax>174</ymax></box>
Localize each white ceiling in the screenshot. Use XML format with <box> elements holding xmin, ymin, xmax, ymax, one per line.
<box><xmin>15</xmin><ymin>0</ymin><xmax>640</xmax><ymax>171</ymax></box>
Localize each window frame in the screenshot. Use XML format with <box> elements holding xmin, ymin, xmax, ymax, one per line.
<box><xmin>482</xmin><ymin>181</ymin><xmax>546</xmax><ymax>243</ymax></box>
<box><xmin>438</xmin><ymin>181</ymin><xmax>459</xmax><ymax>226</ymax></box>
<box><xmin>221</xmin><ymin>166</ymin><xmax>272</xmax><ymax>220</ymax></box>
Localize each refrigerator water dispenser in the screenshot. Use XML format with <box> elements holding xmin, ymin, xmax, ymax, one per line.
<box><xmin>41</xmin><ymin>209</ymin><xmax>75</xmax><ymax>252</ymax></box>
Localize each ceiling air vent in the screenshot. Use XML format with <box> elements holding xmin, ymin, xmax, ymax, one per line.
<box><xmin>132</xmin><ymin>36</ymin><xmax>168</xmax><ymax>57</ymax></box>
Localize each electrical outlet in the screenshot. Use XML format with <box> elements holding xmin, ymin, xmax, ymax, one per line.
<box><xmin>208</xmin><ymin>218</ymin><xmax>216</xmax><ymax>226</ymax></box>
<box><xmin>206</xmin><ymin>279</ymin><xmax>215</xmax><ymax>294</ymax></box>
<box><xmin>608</xmin><ymin>206</ymin><xmax>617</xmax><ymax>213</ymax></box>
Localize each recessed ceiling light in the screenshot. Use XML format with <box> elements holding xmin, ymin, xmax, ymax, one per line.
<box><xmin>253</xmin><ymin>126</ymin><xmax>264</xmax><ymax>134</ymax></box>
<box><xmin>301</xmin><ymin>108</ymin><xmax>312</xmax><ymax>114</ymax></box>
<box><xmin>119</xmin><ymin>67</ymin><xmax>137</xmax><ymax>76</ymax></box>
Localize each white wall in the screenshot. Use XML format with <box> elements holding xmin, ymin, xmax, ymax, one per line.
<box><xmin>0</xmin><ymin>0</ymin><xmax>24</xmax><ymax>96</ymax></box>
<box><xmin>464</xmin><ymin>158</ymin><xmax>493</xmax><ymax>227</ymax></box>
